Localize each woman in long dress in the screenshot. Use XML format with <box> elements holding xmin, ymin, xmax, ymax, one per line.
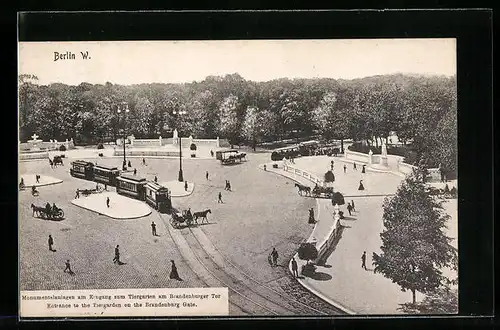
<box><xmin>358</xmin><ymin>180</ymin><xmax>365</xmax><ymax>191</ymax></box>
<box><xmin>169</xmin><ymin>260</ymin><xmax>182</xmax><ymax>280</ymax></box>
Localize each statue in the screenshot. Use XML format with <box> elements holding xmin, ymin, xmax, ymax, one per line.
<box><xmin>381</xmin><ymin>141</ymin><xmax>388</xmax><ymax>157</ymax></box>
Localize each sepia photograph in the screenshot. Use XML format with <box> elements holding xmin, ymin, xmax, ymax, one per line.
<box><xmin>18</xmin><ymin>38</ymin><xmax>458</xmax><ymax>317</ymax></box>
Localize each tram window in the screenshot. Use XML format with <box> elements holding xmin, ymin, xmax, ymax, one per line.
<box><xmin>119</xmin><ymin>181</ymin><xmax>136</xmax><ymax>192</ymax></box>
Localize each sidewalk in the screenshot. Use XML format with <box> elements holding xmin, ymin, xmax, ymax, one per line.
<box><xmin>266</xmin><ymin>158</ymin><xmax>458</xmax><ymax>315</ymax></box>
<box><xmin>19</xmin><ymin>174</ymin><xmax>63</xmax><ymax>188</ymax></box>
<box><xmin>159</xmin><ymin>180</ymin><xmax>195</xmax><ymax>197</ymax></box>
<box><xmin>71</xmin><ymin>191</ymin><xmax>152</xmax><ymax>219</ymax></box>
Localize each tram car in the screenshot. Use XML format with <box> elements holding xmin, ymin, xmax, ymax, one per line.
<box><xmin>144</xmin><ymin>181</ymin><xmax>172</xmax><ymax>213</ymax></box>
<box><xmin>70</xmin><ymin>160</ymin><xmax>95</xmax><ymax>180</ymax></box>
<box><xmin>93</xmin><ymin>164</ymin><xmax>120</xmax><ymax>187</ymax></box>
<box><xmin>115</xmin><ymin>173</ymin><xmax>147</xmax><ymax>200</ymax></box>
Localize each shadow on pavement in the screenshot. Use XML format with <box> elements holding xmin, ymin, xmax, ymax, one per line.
<box><xmin>306</xmin><ymin>271</ymin><xmax>332</xmax><ymax>281</ymax></box>
<box><xmin>341</xmin><ymin>216</ymin><xmax>357</xmax><ymax>221</ymax></box>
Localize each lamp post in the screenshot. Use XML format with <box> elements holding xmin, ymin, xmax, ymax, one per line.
<box><xmin>117</xmin><ymin>102</ymin><xmax>129</xmax><ymax>171</ymax></box>
<box><xmin>172</xmin><ymin>109</ymin><xmax>187</xmax><ymax>182</ymax></box>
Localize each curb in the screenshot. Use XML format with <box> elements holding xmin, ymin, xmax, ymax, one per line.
<box><xmin>70</xmin><ymin>200</ymin><xmax>152</xmax><ymax>220</ymax></box>
<box><xmin>287</xmin><ymin>253</ymin><xmax>356</xmax><ymax>315</ymax></box>
<box><xmin>261</xmin><ymin>162</ymin><xmax>356</xmax><ymax>314</ymax></box>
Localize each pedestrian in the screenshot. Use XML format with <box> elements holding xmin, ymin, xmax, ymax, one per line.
<box><xmin>184</xmin><ymin>181</ymin><xmax>188</xmax><ymax>191</ymax></box>
<box><xmin>210</xmin><ymin>150</ymin><xmax>214</xmax><ymax>157</ymax></box>
<box><xmin>361</xmin><ymin>251</ymin><xmax>367</xmax><ymax>270</ymax></box>
<box><xmin>362</xmin><ymin>164</ymin><xmax>366</xmax><ymax>174</ymax></box>
<box><xmin>308</xmin><ymin>208</ymin><xmax>315</xmax><ymax>224</ymax></box>
<box><xmin>218</xmin><ymin>192</ymin><xmax>223</xmax><ymax>203</ymax></box>
<box><xmin>113</xmin><ymin>245</ymin><xmax>120</xmax><ymax>264</ymax></box>
<box><xmin>227</xmin><ymin>181</ymin><xmax>232</xmax><ymax>192</ymax></box>
<box><xmin>96</xmin><ymin>183</ymin><xmax>99</xmax><ymax>191</ymax></box>
<box><xmin>206</xmin><ymin>171</ymin><xmax>209</xmax><ymax>180</ymax></box>
<box><xmin>358</xmin><ymin>180</ymin><xmax>365</xmax><ymax>191</ymax></box>
<box><xmin>128</xmin><ymin>160</ymin><xmax>131</xmax><ymax>168</ymax></box>
<box><xmin>142</xmin><ymin>158</ymin><xmax>146</xmax><ymax>166</ymax></box>
<box><xmin>331</xmin><ymin>164</ymin><xmax>334</xmax><ymax>171</ymax></box>
<box><xmin>154</xmin><ymin>176</ymin><xmax>158</xmax><ymax>183</ymax></box>
<box><xmin>106</xmin><ymin>197</ymin><xmax>110</xmax><ymax>208</ymax></box>
<box><xmin>347</xmin><ymin>202</ymin><xmax>352</xmax><ymax>216</ymax></box>
<box><xmin>133</xmin><ymin>168</ymin><xmax>137</xmax><ymax>175</ymax></box>
<box><xmin>291</xmin><ymin>257</ymin><xmax>299</xmax><ymax>278</ymax></box>
<box><xmin>122</xmin><ymin>160</ymin><xmax>127</xmax><ymax>171</ymax></box>
<box><xmin>271</xmin><ymin>247</ymin><xmax>279</xmax><ymax>267</ymax></box>
<box><xmin>75</xmin><ymin>189</ymin><xmax>80</xmax><ymax>199</ymax></box>
<box><xmin>36</xmin><ymin>174</ymin><xmax>40</xmax><ymax>183</ymax></box>
<box><xmin>104</xmin><ymin>183</ymin><xmax>107</xmax><ymax>191</ymax></box>
<box><xmin>351</xmin><ymin>200</ymin><xmax>356</xmax><ymax>212</ymax></box>
<box><xmin>353</xmin><ymin>162</ymin><xmax>357</xmax><ymax>171</ymax></box>
<box><xmin>263</xmin><ymin>164</ymin><xmax>267</xmax><ymax>171</ymax></box>
<box><xmin>151</xmin><ymin>221</ymin><xmax>157</xmax><ymax>236</ymax></box>
<box><xmin>63</xmin><ymin>259</ymin><xmax>72</xmax><ymax>273</ymax></box>
<box><xmin>343</xmin><ymin>164</ymin><xmax>347</xmax><ymax>173</ymax></box>
<box><xmin>169</xmin><ymin>260</ymin><xmax>182</xmax><ymax>281</ymax></box>
<box><xmin>48</xmin><ymin>235</ymin><xmax>54</xmax><ymax>251</ymax></box>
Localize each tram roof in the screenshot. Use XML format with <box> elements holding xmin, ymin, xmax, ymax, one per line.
<box><xmin>145</xmin><ymin>181</ymin><xmax>169</xmax><ymax>192</ymax></box>
<box><xmin>118</xmin><ymin>173</ymin><xmax>147</xmax><ymax>182</ymax></box>
<box><xmin>71</xmin><ymin>160</ymin><xmax>94</xmax><ymax>166</ymax></box>
<box><xmin>94</xmin><ymin>164</ymin><xmax>119</xmax><ymax>171</ymax></box>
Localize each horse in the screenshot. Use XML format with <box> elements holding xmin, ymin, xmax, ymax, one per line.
<box><xmin>193</xmin><ymin>209</ymin><xmax>211</xmax><ymax>224</ymax></box>
<box><xmin>295</xmin><ymin>183</ymin><xmax>311</xmax><ymax>196</ymax></box>
<box><xmin>53</xmin><ymin>156</ymin><xmax>64</xmax><ymax>166</ymax></box>
<box><xmin>31</xmin><ymin>204</ymin><xmax>46</xmax><ymax>217</ymax></box>
<box><xmin>48</xmin><ymin>158</ymin><xmax>54</xmax><ymax>168</ymax></box>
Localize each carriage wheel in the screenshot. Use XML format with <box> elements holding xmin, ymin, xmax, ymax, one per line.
<box><xmin>298</xmin><ymin>190</ymin><xmax>303</xmax><ymax>196</ymax></box>
<box><xmin>57</xmin><ymin>210</ymin><xmax>64</xmax><ymax>218</ymax></box>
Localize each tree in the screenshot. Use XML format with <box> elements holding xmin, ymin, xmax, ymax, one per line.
<box><xmin>297</xmin><ymin>242</ymin><xmax>319</xmax><ymax>265</ymax></box>
<box><xmin>219</xmin><ymin>94</ymin><xmax>241</xmax><ymax>147</ymax></box>
<box><xmin>372</xmin><ymin>168</ymin><xmax>457</xmax><ymax>304</ymax></box>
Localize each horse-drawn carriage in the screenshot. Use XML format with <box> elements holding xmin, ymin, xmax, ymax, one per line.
<box><xmin>49</xmin><ymin>155</ymin><xmax>64</xmax><ymax>167</ymax></box>
<box><xmin>312</xmin><ymin>185</ymin><xmax>335</xmax><ymax>198</ymax></box>
<box><xmin>31</xmin><ymin>204</ymin><xmax>64</xmax><ymax>220</ymax></box>
<box><xmin>216</xmin><ymin>150</ymin><xmax>246</xmax><ymax>165</ymax></box>
<box><xmin>170</xmin><ymin>210</ymin><xmax>194</xmax><ymax>229</ymax></box>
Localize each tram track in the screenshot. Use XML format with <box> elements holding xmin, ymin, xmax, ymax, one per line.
<box><xmin>158</xmin><ymin>158</ymin><xmax>345</xmax><ymax>316</ymax></box>
<box><xmin>156</xmin><ymin>211</ymin><xmax>275</xmax><ymax>315</ymax></box>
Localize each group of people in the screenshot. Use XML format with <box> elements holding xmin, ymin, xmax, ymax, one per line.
<box><xmin>44</xmin><ymin>202</ymin><xmax>60</xmax><ymax>215</ymax></box>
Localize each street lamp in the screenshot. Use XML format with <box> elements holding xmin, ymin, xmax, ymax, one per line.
<box><xmin>117</xmin><ymin>102</ymin><xmax>129</xmax><ymax>171</ymax></box>
<box><xmin>172</xmin><ymin>109</ymin><xmax>187</xmax><ymax>182</ymax></box>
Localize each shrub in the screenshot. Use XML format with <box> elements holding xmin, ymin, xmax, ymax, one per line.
<box><xmin>332</xmin><ymin>192</ymin><xmax>345</xmax><ymax>205</ymax></box>
<box><xmin>59</xmin><ymin>144</ymin><xmax>67</xmax><ymax>151</ymax></box>
<box><xmin>443</xmin><ymin>184</ymin><xmax>450</xmax><ymax>194</ymax></box>
<box><xmin>297</xmin><ymin>242</ymin><xmax>319</xmax><ymax>264</ymax></box>
<box><xmin>301</xmin><ymin>263</ymin><xmax>317</xmax><ymax>275</ymax></box>
<box><xmin>190</xmin><ymin>143</ymin><xmax>197</xmax><ymax>151</ymax></box>
<box><xmin>97</xmin><ymin>143</ymin><xmax>104</xmax><ymax>149</ymax></box>
<box><xmin>324</xmin><ymin>171</ymin><xmax>335</xmax><ymax>182</ymax></box>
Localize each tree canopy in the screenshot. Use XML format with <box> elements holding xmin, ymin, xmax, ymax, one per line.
<box><xmin>372</xmin><ymin>167</ymin><xmax>458</xmax><ymax>304</ymax></box>
<box><xmin>19</xmin><ymin>73</ymin><xmax>456</xmax><ymax>170</ymax></box>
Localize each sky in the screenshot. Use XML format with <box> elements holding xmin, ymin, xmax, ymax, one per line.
<box><xmin>18</xmin><ymin>39</ymin><xmax>456</xmax><ymax>86</ymax></box>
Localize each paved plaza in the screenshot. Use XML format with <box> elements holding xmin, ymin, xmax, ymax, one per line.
<box><xmin>71</xmin><ymin>192</ymin><xmax>152</xmax><ymax>219</ymax></box>
<box><xmin>19</xmin><ymin>151</ymin><xmax>458</xmax><ymax>315</ymax></box>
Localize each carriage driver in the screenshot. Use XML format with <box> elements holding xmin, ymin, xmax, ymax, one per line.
<box><xmin>52</xmin><ymin>203</ymin><xmax>58</xmax><ymax>213</ymax></box>
<box><xmin>45</xmin><ymin>202</ymin><xmax>52</xmax><ymax>214</ymax></box>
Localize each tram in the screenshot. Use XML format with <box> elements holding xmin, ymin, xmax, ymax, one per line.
<box><xmin>93</xmin><ymin>164</ymin><xmax>120</xmax><ymax>186</ymax></box>
<box><xmin>70</xmin><ymin>160</ymin><xmax>95</xmax><ymax>180</ymax></box>
<box><xmin>144</xmin><ymin>181</ymin><xmax>171</xmax><ymax>213</ymax></box>
<box><xmin>115</xmin><ymin>173</ymin><xmax>147</xmax><ymax>200</ymax></box>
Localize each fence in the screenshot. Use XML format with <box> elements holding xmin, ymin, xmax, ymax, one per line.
<box><xmin>114</xmin><ymin>149</ymin><xmax>180</xmax><ymax>157</ymax></box>
<box><xmin>283</xmin><ymin>164</ymin><xmax>325</xmax><ymax>187</ymax></box>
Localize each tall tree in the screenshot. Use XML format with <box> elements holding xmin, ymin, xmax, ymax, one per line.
<box><xmin>219</xmin><ymin>94</ymin><xmax>241</xmax><ymax>147</ymax></box>
<box><xmin>372</xmin><ymin>168</ymin><xmax>457</xmax><ymax>304</ymax></box>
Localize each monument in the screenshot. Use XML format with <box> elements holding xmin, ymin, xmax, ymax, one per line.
<box><xmin>173</xmin><ymin>129</ymin><xmax>178</xmax><ymax>145</ymax></box>
<box><xmin>27</xmin><ymin>133</ymin><xmax>42</xmax><ymax>151</ymax></box>
<box><xmin>380</xmin><ymin>140</ymin><xmax>389</xmax><ymax>167</ymax></box>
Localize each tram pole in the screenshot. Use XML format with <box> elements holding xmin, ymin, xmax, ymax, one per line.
<box><xmin>173</xmin><ymin>109</ymin><xmax>186</xmax><ymax>182</ymax></box>
<box><xmin>118</xmin><ymin>103</ymin><xmax>129</xmax><ymax>171</ymax></box>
